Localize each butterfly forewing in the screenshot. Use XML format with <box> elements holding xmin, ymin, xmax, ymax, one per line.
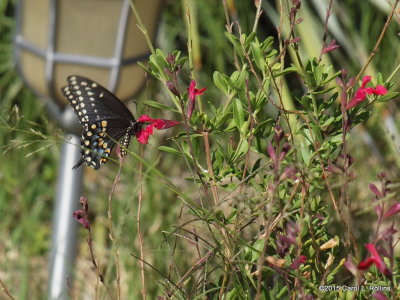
<box><xmin>62</xmin><ymin>75</ymin><xmax>140</xmax><ymax>169</ymax></box>
<box><xmin>62</xmin><ymin>75</ymin><xmax>135</xmax><ymax>124</ymax></box>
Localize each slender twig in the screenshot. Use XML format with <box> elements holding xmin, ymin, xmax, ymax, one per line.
<box><xmin>184</xmin><ymin>0</ymin><xmax>203</xmax><ymax>112</ymax></box>
<box><xmin>255</xmin><ymin>218</ymin><xmax>274</xmax><ymax>299</ymax></box>
<box><xmin>252</xmin><ymin>0</ymin><xmax>263</xmax><ymax>33</ymax></box>
<box><xmin>0</xmin><ymin>278</ymin><xmax>15</xmax><ymax>300</ymax></box>
<box><xmin>87</xmin><ymin>225</ymin><xmax>106</xmax><ymax>299</ymax></box>
<box><xmin>221</xmin><ymin>0</ymin><xmax>239</xmax><ymax>68</ymax></box>
<box><xmin>201</xmin><ymin>131</ymin><xmax>219</xmax><ymax>205</ymax></box>
<box><xmin>108</xmin><ymin>160</ymin><xmax>124</xmax><ymax>300</ymax></box>
<box><xmin>175</xmin><ymin>251</ymin><xmax>213</xmax><ymax>288</ymax></box>
<box><xmin>317</xmin><ymin>0</ymin><xmax>334</xmax><ymax>63</ymax></box>
<box><xmin>179</xmin><ymin>96</ymin><xmax>207</xmax><ymax>201</ymax></box>
<box><xmin>298</xmin><ymin>111</ymin><xmax>358</xmax><ymax>260</ymax></box>
<box><xmin>137</xmin><ymin>144</ymin><xmax>147</xmax><ymax>300</ymax></box>
<box><xmin>130</xmin><ymin>253</ymin><xmax>188</xmax><ymax>298</ymax></box>
<box><xmin>239</xmin><ymin>79</ymin><xmax>255</xmax><ymax>194</ymax></box>
<box><xmin>352</xmin><ymin>0</ymin><xmax>400</xmax><ymax>87</ymax></box>
<box><xmin>129</xmin><ymin>0</ymin><xmax>155</xmax><ymax>55</ymax></box>
<box><xmin>67</xmin><ymin>277</ymin><xmax>77</xmax><ymax>300</ymax></box>
<box><xmin>340</xmin><ymin>79</ymin><xmax>351</xmax><ymax>252</ymax></box>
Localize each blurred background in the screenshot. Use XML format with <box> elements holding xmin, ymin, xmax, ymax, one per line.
<box><xmin>0</xmin><ymin>0</ymin><xmax>399</xmax><ymax>298</ymax></box>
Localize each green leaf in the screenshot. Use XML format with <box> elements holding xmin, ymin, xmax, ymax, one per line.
<box><xmin>300</xmin><ymin>143</ymin><xmax>311</xmax><ymax>165</ymax></box>
<box><xmin>214</xmin><ymin>105</ymin><xmax>232</xmax><ymax>129</ymax></box>
<box><xmin>273</xmin><ymin>66</ymin><xmax>297</xmax><ymax>77</ymax></box>
<box><xmin>376</xmin><ymin>91</ymin><xmax>399</xmax><ymax>103</ymax></box>
<box><xmin>261</xmin><ymin>36</ymin><xmax>274</xmax><ymax>52</ymax></box>
<box><xmin>224</xmin><ymin>32</ymin><xmax>243</xmax><ymax>58</ymax></box>
<box><xmin>243</xmin><ymin>32</ymin><xmax>257</xmax><ymax>49</ymax></box>
<box><xmin>143</xmin><ymin>100</ymin><xmax>179</xmax><ymax>112</ymax></box>
<box><xmin>251</xmin><ymin>41</ymin><xmax>264</xmax><ymax>71</ymax></box>
<box><xmin>310</xmin><ymin>123</ymin><xmax>322</xmax><ymax>143</ymax></box>
<box><xmin>231</xmin><ymin>67</ymin><xmax>248</xmax><ymax>90</ymax></box>
<box><xmin>232</xmin><ymin>98</ymin><xmax>245</xmax><ymax>130</ymax></box>
<box><xmin>213</xmin><ymin>71</ymin><xmax>231</xmax><ymax>96</ymax></box>
<box><xmin>158</xmin><ymin>146</ymin><xmax>182</xmax><ymax>156</ymax></box>
<box><xmin>231</xmin><ymin>138</ymin><xmax>248</xmax><ymax>162</ymax></box>
<box><xmin>149</xmin><ymin>52</ymin><xmax>167</xmax><ymax>74</ymax></box>
<box><xmin>309</xmin><ymin>86</ymin><xmax>336</xmax><ymax>95</ymax></box>
<box><xmin>251</xmin><ymin>239</ymin><xmax>264</xmax><ymax>262</ymax></box>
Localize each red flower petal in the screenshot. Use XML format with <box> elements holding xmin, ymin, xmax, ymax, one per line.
<box><xmin>135</xmin><ymin>116</ymin><xmax>179</xmax><ymax>144</ymax></box>
<box><xmin>366</xmin><ymin>243</ymin><xmax>390</xmax><ymax>276</ymax></box>
<box><xmin>322</xmin><ymin>39</ymin><xmax>340</xmax><ymax>55</ymax></box>
<box><xmin>147</xmin><ymin>123</ymin><xmax>155</xmax><ymax>134</ymax></box>
<box><xmin>372</xmin><ymin>85</ymin><xmax>388</xmax><ymax>95</ymax></box>
<box><xmin>358</xmin><ymin>257</ymin><xmax>375</xmax><ymax>270</ymax></box>
<box><xmin>187</xmin><ymin>80</ymin><xmax>207</xmax><ymax>119</ymax></box>
<box><xmin>135</xmin><ymin>129</ymin><xmax>151</xmax><ymax>144</ymax></box>
<box><xmin>358</xmin><ymin>244</ymin><xmax>392</xmax><ymax>278</ymax></box>
<box><xmin>346</xmin><ymin>93</ymin><xmax>366</xmax><ymax>109</ymax></box>
<box><xmin>346</xmin><ymin>76</ymin><xmax>387</xmax><ymax>110</ymax></box>
<box><xmin>266</xmin><ymin>142</ymin><xmax>276</xmax><ymax>161</ymax></box>
<box><xmin>365</xmin><ymin>244</ymin><xmax>384</xmax><ymax>271</ymax></box>
<box><xmin>289</xmin><ymin>255</ymin><xmax>307</xmax><ymax>270</ymax></box>
<box><xmin>72</xmin><ymin>210</ymin><xmax>90</xmax><ymax>229</ymax></box>
<box><xmin>138</xmin><ymin>115</ymin><xmax>154</xmax><ymax>123</ymax></box>
<box><xmin>360</xmin><ymin>76</ymin><xmax>371</xmax><ymax>89</ymax></box>
<box><xmin>188</xmin><ymin>80</ymin><xmax>206</xmax><ymax>101</ymax></box>
<box><xmin>153</xmin><ymin>119</ymin><xmax>180</xmax><ymax>130</ymax></box>
<box><xmin>187</xmin><ymin>98</ymin><xmax>195</xmax><ymax>119</ymax></box>
<box><xmin>383</xmin><ymin>203</ymin><xmax>400</xmax><ymax>219</ymax></box>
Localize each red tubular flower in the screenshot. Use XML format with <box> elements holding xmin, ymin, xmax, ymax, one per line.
<box><xmin>346</xmin><ymin>76</ymin><xmax>388</xmax><ymax>110</ymax></box>
<box><xmin>135</xmin><ymin>115</ymin><xmax>180</xmax><ymax>144</ymax></box>
<box><xmin>289</xmin><ymin>255</ymin><xmax>307</xmax><ymax>270</ymax></box>
<box><xmin>358</xmin><ymin>244</ymin><xmax>392</xmax><ymax>278</ymax></box>
<box><xmin>187</xmin><ymin>80</ymin><xmax>207</xmax><ymax>119</ymax></box>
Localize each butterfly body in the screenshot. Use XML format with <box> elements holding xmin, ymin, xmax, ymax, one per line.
<box><xmin>62</xmin><ymin>75</ymin><xmax>141</xmax><ymax>170</ymax></box>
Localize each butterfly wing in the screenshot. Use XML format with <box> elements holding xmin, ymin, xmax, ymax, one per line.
<box><xmin>62</xmin><ymin>75</ymin><xmax>138</xmax><ymax>169</ymax></box>
<box><xmin>73</xmin><ymin>119</ymin><xmax>132</xmax><ymax>170</ymax></box>
<box><xmin>62</xmin><ymin>75</ymin><xmax>135</xmax><ymax>125</ymax></box>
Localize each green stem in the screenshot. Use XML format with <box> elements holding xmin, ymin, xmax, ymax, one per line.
<box><xmin>129</xmin><ymin>0</ymin><xmax>156</xmax><ymax>55</ymax></box>
<box><xmin>183</xmin><ymin>0</ymin><xmax>203</xmax><ymax>113</ymax></box>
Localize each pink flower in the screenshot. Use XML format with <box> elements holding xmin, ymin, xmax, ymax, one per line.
<box><xmin>344</xmin><ymin>255</ymin><xmax>357</xmax><ymax>276</ymax></box>
<box><xmin>73</xmin><ymin>210</ymin><xmax>90</xmax><ymax>229</ymax></box>
<box><xmin>346</xmin><ymin>76</ymin><xmax>388</xmax><ymax>110</ymax></box>
<box><xmin>72</xmin><ymin>196</ymin><xmax>90</xmax><ymax>230</ymax></box>
<box><xmin>372</xmin><ymin>292</ymin><xmax>389</xmax><ymax>300</ymax></box>
<box><xmin>187</xmin><ymin>80</ymin><xmax>207</xmax><ymax>119</ymax></box>
<box><xmin>358</xmin><ymin>244</ymin><xmax>391</xmax><ymax>278</ymax></box>
<box><xmin>135</xmin><ymin>115</ymin><xmax>180</xmax><ymax>144</ymax></box>
<box><xmin>321</xmin><ymin>39</ymin><xmax>340</xmax><ymax>55</ymax></box>
<box><xmin>383</xmin><ymin>203</ymin><xmax>400</xmax><ymax>219</ymax></box>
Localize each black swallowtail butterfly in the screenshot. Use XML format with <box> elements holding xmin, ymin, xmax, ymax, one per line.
<box><xmin>62</xmin><ymin>75</ymin><xmax>141</xmax><ymax>170</ymax></box>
